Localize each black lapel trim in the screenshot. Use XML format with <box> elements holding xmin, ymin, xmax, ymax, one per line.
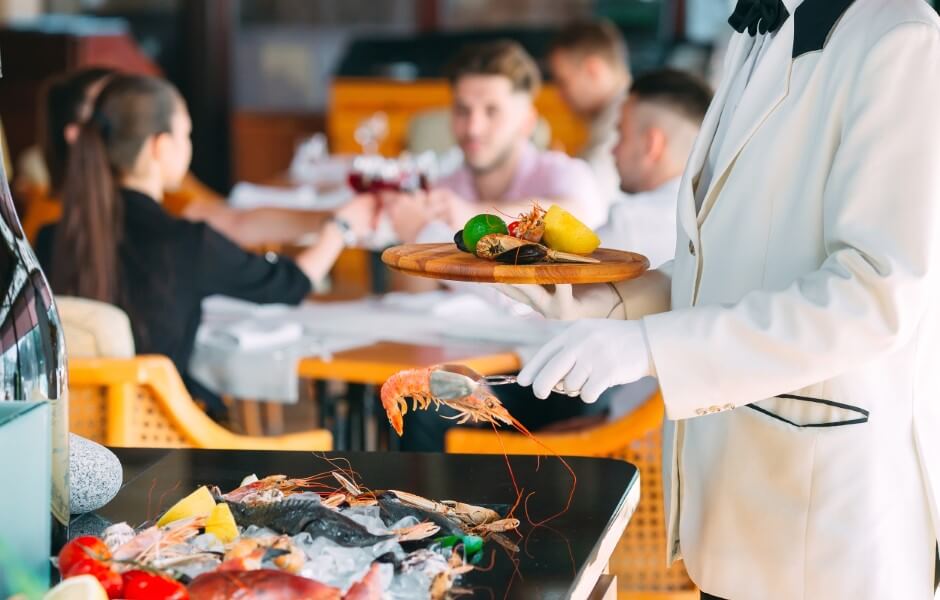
<box><xmin>777</xmin><ymin>394</ymin><xmax>870</xmax><ymax>418</ymax></box>
<box><xmin>792</xmin><ymin>0</ymin><xmax>856</xmax><ymax>58</ymax></box>
<box><xmin>747</xmin><ymin>394</ymin><xmax>869</xmax><ymax>428</ymax></box>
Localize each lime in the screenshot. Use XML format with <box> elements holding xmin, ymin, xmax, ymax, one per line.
<box><xmin>462</xmin><ymin>214</ymin><xmax>508</xmax><ymax>254</ymax></box>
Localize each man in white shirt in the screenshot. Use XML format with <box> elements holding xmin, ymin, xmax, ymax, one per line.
<box><xmin>597</xmin><ymin>69</ymin><xmax>713</xmax><ymax>269</ymax></box>
<box><xmin>548</xmin><ymin>20</ymin><xmax>631</xmax><ymax>206</ymax></box>
<box><xmin>385</xmin><ymin>40</ymin><xmax>602</xmax><ymax>246</ymax></box>
<box><xmin>504</xmin><ymin>0</ymin><xmax>940</xmax><ymax>597</ymax></box>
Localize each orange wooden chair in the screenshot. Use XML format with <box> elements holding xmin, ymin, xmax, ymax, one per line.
<box><xmin>19</xmin><ymin>184</ymin><xmax>61</xmax><ymax>243</ymax></box>
<box><xmin>69</xmin><ymin>355</ymin><xmax>332</xmax><ymax>451</ymax></box>
<box><xmin>445</xmin><ymin>391</ymin><xmax>697</xmax><ymax>600</ymax></box>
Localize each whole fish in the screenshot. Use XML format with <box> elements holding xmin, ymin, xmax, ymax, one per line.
<box><xmin>225</xmin><ymin>498</ymin><xmax>393</xmax><ymax>547</ymax></box>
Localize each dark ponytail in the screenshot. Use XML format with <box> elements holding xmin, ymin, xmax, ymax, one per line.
<box><xmin>51</xmin><ymin>119</ymin><xmax>122</xmax><ymax>302</ymax></box>
<box><xmin>50</xmin><ymin>75</ymin><xmax>180</xmax><ymax>306</ymax></box>
<box><xmin>41</xmin><ymin>67</ymin><xmax>115</xmax><ymax>194</ymax></box>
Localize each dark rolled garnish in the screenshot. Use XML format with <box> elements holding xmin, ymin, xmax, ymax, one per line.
<box><xmin>454</xmin><ymin>229</ymin><xmax>471</xmax><ymax>253</ymax></box>
<box><xmin>493</xmin><ymin>244</ymin><xmax>546</xmax><ymax>264</ymax></box>
<box><xmin>476</xmin><ymin>233</ymin><xmax>600</xmax><ymax>264</ymax></box>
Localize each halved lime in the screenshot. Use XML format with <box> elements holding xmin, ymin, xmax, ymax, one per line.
<box><xmin>462</xmin><ymin>214</ymin><xmax>508</xmax><ymax>255</ymax></box>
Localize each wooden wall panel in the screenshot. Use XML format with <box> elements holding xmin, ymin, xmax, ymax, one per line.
<box><xmin>0</xmin><ymin>29</ymin><xmax>160</xmax><ymax>170</ymax></box>
<box><xmin>328</xmin><ymin>77</ymin><xmax>588</xmax><ymax>157</ymax></box>
<box><xmin>231</xmin><ymin>79</ymin><xmax>588</xmax><ymax>185</ymax></box>
<box><xmin>229</xmin><ymin>111</ymin><xmax>326</xmax><ymax>184</ymax></box>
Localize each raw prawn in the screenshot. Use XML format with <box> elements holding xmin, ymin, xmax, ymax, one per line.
<box><xmin>380</xmin><ymin>364</ymin><xmax>577</xmax><ymax>526</ymax></box>
<box><xmin>380</xmin><ymin>366</ymin><xmax>515</xmax><ymax>436</ymax></box>
<box><xmin>221</xmin><ymin>474</ymin><xmax>325</xmax><ymax>504</ymax></box>
<box><xmin>509</xmin><ymin>202</ymin><xmax>546</xmax><ymax>243</ymax></box>
<box><xmin>388</xmin><ymin>490</ymin><xmax>510</xmax><ymax>532</ymax></box>
<box><xmin>220</xmin><ymin>536</ymin><xmax>305</xmax><ymax>574</ymax></box>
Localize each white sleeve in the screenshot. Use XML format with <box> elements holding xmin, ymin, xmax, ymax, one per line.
<box><xmin>616</xmin><ymin>260</ymin><xmax>673</xmax><ymax>320</ymax></box>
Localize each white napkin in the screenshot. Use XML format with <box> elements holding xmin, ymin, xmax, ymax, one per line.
<box><xmin>213</xmin><ymin>320</ymin><xmax>303</xmax><ymax>350</ymax></box>
<box><xmin>228</xmin><ymin>182</ymin><xmax>317</xmax><ymax>210</ymax></box>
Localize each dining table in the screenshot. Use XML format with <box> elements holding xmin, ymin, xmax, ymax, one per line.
<box><xmin>188</xmin><ymin>292</ymin><xmax>563</xmax><ymax>446</ymax></box>
<box><xmin>86</xmin><ymin>448</ymin><xmax>639</xmax><ymax>600</ymax></box>
<box><xmin>298</xmin><ymin>341</ymin><xmax>520</xmax><ymax>451</ymax></box>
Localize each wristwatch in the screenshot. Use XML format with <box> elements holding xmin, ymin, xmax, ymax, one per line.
<box><xmin>330</xmin><ymin>216</ymin><xmax>357</xmax><ymax>247</ymax></box>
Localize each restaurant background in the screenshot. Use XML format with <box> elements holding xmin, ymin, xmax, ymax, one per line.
<box><xmin>1</xmin><ymin>0</ymin><xmax>939</xmax><ymax>598</ymax></box>
<box><xmin>0</xmin><ymin>0</ymin><xmax>772</xmax><ymax>192</ymax></box>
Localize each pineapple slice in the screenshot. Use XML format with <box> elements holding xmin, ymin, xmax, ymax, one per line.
<box><xmin>542</xmin><ymin>205</ymin><xmax>600</xmax><ymax>255</ymax></box>
<box><xmin>157</xmin><ymin>486</ymin><xmax>216</xmax><ymax>527</ymax></box>
<box><xmin>205</xmin><ymin>502</ymin><xmax>238</xmax><ymax>543</ymax></box>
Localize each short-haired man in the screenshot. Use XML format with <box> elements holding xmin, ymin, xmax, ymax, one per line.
<box><xmin>549</xmin><ymin>20</ymin><xmax>632</xmax><ymax>203</ymax></box>
<box><xmin>386</xmin><ymin>40</ymin><xmax>603</xmax><ymax>246</ymax></box>
<box><xmin>501</xmin><ymin>69</ymin><xmax>713</xmax><ymax>421</ymax></box>
<box><xmin>598</xmin><ymin>69</ymin><xmax>713</xmax><ymax>268</ymax></box>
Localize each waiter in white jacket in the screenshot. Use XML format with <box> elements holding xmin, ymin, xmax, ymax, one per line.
<box><xmin>506</xmin><ymin>0</ymin><xmax>940</xmax><ymax>598</ymax></box>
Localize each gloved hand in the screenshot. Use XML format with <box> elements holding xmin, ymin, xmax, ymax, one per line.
<box><xmin>495</xmin><ymin>283</ymin><xmax>625</xmax><ymax>321</ymax></box>
<box><xmin>518</xmin><ymin>319</ymin><xmax>653</xmax><ymax>403</ymax></box>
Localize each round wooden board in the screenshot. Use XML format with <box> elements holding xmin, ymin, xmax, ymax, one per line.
<box><xmin>381</xmin><ymin>243</ymin><xmax>649</xmax><ymax>285</ymax></box>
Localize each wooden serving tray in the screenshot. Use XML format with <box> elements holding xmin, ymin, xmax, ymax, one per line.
<box><xmin>381</xmin><ymin>243</ymin><xmax>649</xmax><ymax>284</ymax></box>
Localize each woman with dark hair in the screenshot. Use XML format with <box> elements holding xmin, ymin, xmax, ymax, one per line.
<box><xmin>17</xmin><ymin>68</ymin><xmax>116</xmax><ymax>240</ymax></box>
<box><xmin>35</xmin><ymin>74</ymin><xmax>374</xmax><ymax>418</ymax></box>
<box><xmin>18</xmin><ymin>66</ymin><xmax>228</xmax><ymax>240</ymax></box>
<box><xmin>22</xmin><ymin>67</ymin><xmax>335</xmax><ymax>247</ymax></box>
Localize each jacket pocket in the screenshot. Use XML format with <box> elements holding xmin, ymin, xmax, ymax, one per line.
<box><xmin>747</xmin><ymin>393</ymin><xmax>869</xmax><ymax>428</ymax></box>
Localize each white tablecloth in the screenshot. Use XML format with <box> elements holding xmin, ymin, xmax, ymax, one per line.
<box><xmin>188</xmin><ymin>292</ymin><xmax>565</xmax><ymax>404</ymax></box>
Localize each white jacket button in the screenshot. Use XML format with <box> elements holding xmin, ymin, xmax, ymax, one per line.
<box><xmin>688</xmin><ymin>240</ymin><xmax>696</xmax><ymax>256</ymax></box>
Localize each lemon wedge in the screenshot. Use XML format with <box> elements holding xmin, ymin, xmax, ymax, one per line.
<box><xmin>205</xmin><ymin>502</ymin><xmax>238</xmax><ymax>543</ymax></box>
<box><xmin>43</xmin><ymin>575</ymin><xmax>107</xmax><ymax>600</ymax></box>
<box><xmin>157</xmin><ymin>485</ymin><xmax>216</xmax><ymax>527</ymax></box>
<box><xmin>542</xmin><ymin>205</ymin><xmax>600</xmax><ymax>255</ymax></box>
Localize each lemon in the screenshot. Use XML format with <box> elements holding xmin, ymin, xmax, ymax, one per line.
<box><xmin>157</xmin><ymin>485</ymin><xmax>216</xmax><ymax>527</ymax></box>
<box><xmin>43</xmin><ymin>575</ymin><xmax>107</xmax><ymax>600</ymax></box>
<box><xmin>205</xmin><ymin>502</ymin><xmax>238</xmax><ymax>543</ymax></box>
<box><xmin>542</xmin><ymin>205</ymin><xmax>600</xmax><ymax>255</ymax></box>
<box><xmin>462</xmin><ymin>214</ymin><xmax>507</xmax><ymax>255</ymax></box>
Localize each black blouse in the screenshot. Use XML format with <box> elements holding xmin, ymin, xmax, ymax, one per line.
<box><xmin>36</xmin><ymin>188</ymin><xmax>312</xmax><ymax>390</ymax></box>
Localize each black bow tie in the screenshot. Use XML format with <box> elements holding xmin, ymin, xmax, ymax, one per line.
<box><xmin>728</xmin><ymin>0</ymin><xmax>790</xmax><ymax>35</ymax></box>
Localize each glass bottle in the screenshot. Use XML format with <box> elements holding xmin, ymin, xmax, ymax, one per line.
<box><xmin>0</xmin><ymin>156</ymin><xmax>69</xmax><ymax>549</ymax></box>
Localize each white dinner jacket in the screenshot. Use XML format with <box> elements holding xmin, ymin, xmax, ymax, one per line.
<box><xmin>610</xmin><ymin>0</ymin><xmax>940</xmax><ymax>597</ymax></box>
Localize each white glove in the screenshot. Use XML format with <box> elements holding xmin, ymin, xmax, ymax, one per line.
<box><xmin>518</xmin><ymin>319</ymin><xmax>653</xmax><ymax>403</ymax></box>
<box><xmin>495</xmin><ymin>283</ymin><xmax>626</xmax><ymax>321</ymax></box>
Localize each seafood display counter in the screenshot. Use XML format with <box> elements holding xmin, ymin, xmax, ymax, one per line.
<box><xmin>87</xmin><ymin>449</ymin><xmax>639</xmax><ymax>599</ymax></box>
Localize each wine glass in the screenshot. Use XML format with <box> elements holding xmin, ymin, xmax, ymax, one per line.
<box><xmin>353</xmin><ymin>112</ymin><xmax>389</xmax><ymax>156</ymax></box>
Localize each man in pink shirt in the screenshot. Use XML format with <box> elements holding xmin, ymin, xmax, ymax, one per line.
<box><xmin>385</xmin><ymin>40</ymin><xmax>603</xmax><ymax>244</ymax></box>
